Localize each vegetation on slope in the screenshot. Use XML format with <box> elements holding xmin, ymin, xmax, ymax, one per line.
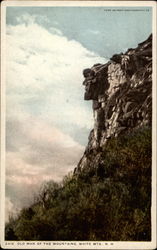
<box><xmin>5</xmin><ymin>126</ymin><xmax>151</xmax><ymax>241</ymax></box>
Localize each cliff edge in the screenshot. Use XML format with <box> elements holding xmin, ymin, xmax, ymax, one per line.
<box><xmin>75</xmin><ymin>34</ymin><xmax>152</xmax><ymax>175</ymax></box>
<box><xmin>5</xmin><ymin>35</ymin><xmax>152</xmax><ymax>241</ymax></box>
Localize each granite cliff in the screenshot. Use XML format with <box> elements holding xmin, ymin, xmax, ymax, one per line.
<box><xmin>75</xmin><ymin>34</ymin><xmax>152</xmax><ymax>175</ymax></box>
<box><xmin>5</xmin><ymin>35</ymin><xmax>152</xmax><ymax>241</ymax></box>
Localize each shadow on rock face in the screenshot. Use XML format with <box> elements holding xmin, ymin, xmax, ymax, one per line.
<box><xmin>83</xmin><ymin>64</ymin><xmax>109</xmax><ymax>101</ymax></box>
<box><xmin>84</xmin><ymin>80</ymin><xmax>99</xmax><ymax>100</ymax></box>
<box><xmin>83</xmin><ymin>68</ymin><xmax>98</xmax><ymax>100</ymax></box>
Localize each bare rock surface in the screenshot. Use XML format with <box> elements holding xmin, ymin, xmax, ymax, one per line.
<box><xmin>75</xmin><ymin>34</ymin><xmax>152</xmax><ymax>174</ymax></box>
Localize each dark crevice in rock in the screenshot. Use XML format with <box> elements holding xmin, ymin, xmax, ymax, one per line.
<box><xmin>75</xmin><ymin>34</ymin><xmax>152</xmax><ymax>174</ymax></box>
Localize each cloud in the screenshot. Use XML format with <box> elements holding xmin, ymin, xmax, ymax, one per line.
<box><xmin>5</xmin><ymin>197</ymin><xmax>15</xmax><ymax>222</ymax></box>
<box><xmin>6</xmin><ymin>14</ymin><xmax>106</xmax><ymax>130</ymax></box>
<box><xmin>16</xmin><ymin>13</ymin><xmax>37</xmax><ymax>25</ymax></box>
<box><xmin>5</xmin><ymin>116</ymin><xmax>85</xmax><ymax>221</ymax></box>
<box><xmin>5</xmin><ymin>13</ymin><xmax>106</xmax><ymax>218</ymax></box>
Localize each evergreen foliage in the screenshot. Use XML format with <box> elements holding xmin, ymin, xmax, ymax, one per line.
<box><xmin>5</xmin><ymin>127</ymin><xmax>151</xmax><ymax>241</ymax></box>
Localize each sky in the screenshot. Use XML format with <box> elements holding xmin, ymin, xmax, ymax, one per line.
<box><xmin>5</xmin><ymin>6</ymin><xmax>152</xmax><ymax>221</ymax></box>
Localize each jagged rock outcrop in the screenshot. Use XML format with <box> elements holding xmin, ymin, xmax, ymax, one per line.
<box><xmin>75</xmin><ymin>34</ymin><xmax>152</xmax><ymax>174</ymax></box>
<box><xmin>5</xmin><ymin>35</ymin><xmax>152</xmax><ymax>242</ymax></box>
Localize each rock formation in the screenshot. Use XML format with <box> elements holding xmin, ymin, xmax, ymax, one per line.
<box><xmin>75</xmin><ymin>34</ymin><xmax>152</xmax><ymax>174</ymax></box>
<box><xmin>5</xmin><ymin>35</ymin><xmax>152</xmax><ymax>242</ymax></box>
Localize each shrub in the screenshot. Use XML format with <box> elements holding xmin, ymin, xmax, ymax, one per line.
<box><xmin>6</xmin><ymin>126</ymin><xmax>151</xmax><ymax>241</ymax></box>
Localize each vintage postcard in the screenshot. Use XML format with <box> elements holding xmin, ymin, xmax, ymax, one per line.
<box><xmin>0</xmin><ymin>1</ymin><xmax>156</xmax><ymax>249</ymax></box>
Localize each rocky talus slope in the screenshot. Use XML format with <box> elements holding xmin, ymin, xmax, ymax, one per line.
<box><xmin>75</xmin><ymin>34</ymin><xmax>152</xmax><ymax>175</ymax></box>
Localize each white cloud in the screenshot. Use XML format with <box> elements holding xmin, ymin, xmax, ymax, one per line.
<box><xmin>6</xmin><ymin>116</ymin><xmax>85</xmax><ymax>219</ymax></box>
<box><xmin>49</xmin><ymin>27</ymin><xmax>63</xmax><ymax>36</ymax></box>
<box><xmin>5</xmin><ymin>14</ymin><xmax>107</xmax><ymax>217</ymax></box>
<box><xmin>16</xmin><ymin>13</ymin><xmax>37</xmax><ymax>25</ymax></box>
<box><xmin>5</xmin><ymin>197</ymin><xmax>14</xmax><ymax>222</ymax></box>
<box><xmin>6</xmin><ymin>15</ymin><xmax>106</xmax><ymax>129</ymax></box>
<box><xmin>6</xmin><ymin>115</ymin><xmax>85</xmax><ymax>174</ymax></box>
<box><xmin>5</xmin><ymin>197</ymin><xmax>20</xmax><ymax>222</ymax></box>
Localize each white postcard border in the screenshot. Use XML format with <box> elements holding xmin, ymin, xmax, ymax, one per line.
<box><xmin>1</xmin><ymin>1</ymin><xmax>156</xmax><ymax>249</ymax></box>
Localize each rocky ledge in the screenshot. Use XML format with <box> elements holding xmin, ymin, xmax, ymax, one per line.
<box><xmin>75</xmin><ymin>34</ymin><xmax>152</xmax><ymax>174</ymax></box>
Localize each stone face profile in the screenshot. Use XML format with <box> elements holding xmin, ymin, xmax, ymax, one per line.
<box><xmin>83</xmin><ymin>63</ymin><xmax>109</xmax><ymax>100</ymax></box>
<box><xmin>76</xmin><ymin>34</ymin><xmax>152</xmax><ymax>173</ymax></box>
